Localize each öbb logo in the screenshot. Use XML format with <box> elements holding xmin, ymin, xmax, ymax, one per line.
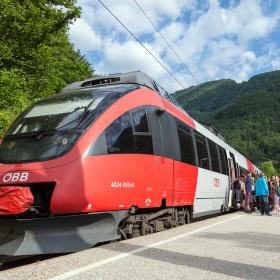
<box><xmin>2</xmin><ymin>172</ymin><xmax>29</xmax><ymax>183</ymax></box>
<box><xmin>213</xmin><ymin>178</ymin><xmax>221</xmax><ymax>188</ymax></box>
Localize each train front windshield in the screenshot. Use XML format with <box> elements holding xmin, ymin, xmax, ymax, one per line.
<box><xmin>0</xmin><ymin>84</ymin><xmax>138</xmax><ymax>163</ymax></box>
<box><xmin>7</xmin><ymin>92</ymin><xmax>105</xmax><ymax>135</ymax></box>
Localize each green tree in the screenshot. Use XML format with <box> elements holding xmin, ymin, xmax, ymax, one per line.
<box><xmin>259</xmin><ymin>161</ymin><xmax>277</xmax><ymax>178</ymax></box>
<box><xmin>0</xmin><ymin>0</ymin><xmax>94</xmax><ymax>135</ymax></box>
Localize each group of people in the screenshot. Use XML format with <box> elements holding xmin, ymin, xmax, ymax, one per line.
<box><xmin>232</xmin><ymin>172</ymin><xmax>280</xmax><ymax>216</ymax></box>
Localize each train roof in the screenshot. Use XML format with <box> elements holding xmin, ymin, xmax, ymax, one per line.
<box><xmin>62</xmin><ymin>71</ymin><xmax>157</xmax><ymax>92</ymax></box>
<box><xmin>200</xmin><ymin>122</ymin><xmax>225</xmax><ymax>142</ymax></box>
<box><xmin>62</xmin><ymin>71</ymin><xmax>183</xmax><ymax>110</ymax></box>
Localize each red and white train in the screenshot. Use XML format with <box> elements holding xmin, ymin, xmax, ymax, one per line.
<box><xmin>0</xmin><ymin>71</ymin><xmax>260</xmax><ymax>256</ymax></box>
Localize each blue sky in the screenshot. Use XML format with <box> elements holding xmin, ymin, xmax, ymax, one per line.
<box><xmin>69</xmin><ymin>0</ymin><xmax>280</xmax><ymax>92</ymax></box>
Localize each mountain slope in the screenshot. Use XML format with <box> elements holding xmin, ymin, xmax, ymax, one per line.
<box><xmin>174</xmin><ymin>70</ymin><xmax>280</xmax><ymax>170</ymax></box>
<box><xmin>175</xmin><ymin>79</ymin><xmax>239</xmax><ymax>119</ymax></box>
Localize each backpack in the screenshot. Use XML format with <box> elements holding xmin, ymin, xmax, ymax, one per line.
<box><xmin>277</xmin><ymin>187</ymin><xmax>280</xmax><ymax>196</ymax></box>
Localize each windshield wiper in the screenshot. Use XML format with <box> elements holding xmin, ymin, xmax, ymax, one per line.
<box><xmin>29</xmin><ymin>129</ymin><xmax>51</xmax><ymax>140</ymax></box>
<box><xmin>55</xmin><ymin>106</ymin><xmax>88</xmax><ymax>131</ymax></box>
<box><xmin>3</xmin><ymin>129</ymin><xmax>52</xmax><ymax>141</ymax></box>
<box><xmin>73</xmin><ymin>106</ymin><xmax>87</xmax><ymax>112</ymax></box>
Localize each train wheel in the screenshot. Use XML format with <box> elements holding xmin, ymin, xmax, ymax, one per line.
<box><xmin>185</xmin><ymin>209</ymin><xmax>191</xmax><ymax>224</ymax></box>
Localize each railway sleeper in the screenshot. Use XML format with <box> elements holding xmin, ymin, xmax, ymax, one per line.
<box><xmin>119</xmin><ymin>207</ymin><xmax>192</xmax><ymax>239</ymax></box>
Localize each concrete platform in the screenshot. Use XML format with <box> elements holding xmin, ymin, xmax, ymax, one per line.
<box><xmin>0</xmin><ymin>212</ymin><xmax>280</xmax><ymax>280</ymax></box>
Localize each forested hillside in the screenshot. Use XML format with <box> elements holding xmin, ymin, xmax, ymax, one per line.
<box><xmin>0</xmin><ymin>0</ymin><xmax>94</xmax><ymax>136</ymax></box>
<box><xmin>174</xmin><ymin>71</ymin><xmax>280</xmax><ymax>171</ymax></box>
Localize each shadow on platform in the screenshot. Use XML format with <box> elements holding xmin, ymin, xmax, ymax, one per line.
<box><xmin>196</xmin><ymin>231</ymin><xmax>280</xmax><ymax>253</ymax></box>
<box><xmin>105</xmin><ymin>239</ymin><xmax>280</xmax><ymax>280</ymax></box>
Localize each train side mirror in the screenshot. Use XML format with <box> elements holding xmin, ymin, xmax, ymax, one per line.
<box><xmin>155</xmin><ymin>108</ymin><xmax>165</xmax><ymax>117</ymax></box>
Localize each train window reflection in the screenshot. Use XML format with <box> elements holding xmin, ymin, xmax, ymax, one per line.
<box><xmin>133</xmin><ymin>135</ymin><xmax>153</xmax><ymax>154</ymax></box>
<box><xmin>177</xmin><ymin>124</ymin><xmax>196</xmax><ymax>166</ymax></box>
<box><xmin>208</xmin><ymin>139</ymin><xmax>221</xmax><ymax>173</ymax></box>
<box><xmin>195</xmin><ymin>131</ymin><xmax>209</xmax><ymax>169</ymax></box>
<box><xmin>131</xmin><ymin>110</ymin><xmax>149</xmax><ymax>133</ymax></box>
<box><xmin>105</xmin><ymin>110</ymin><xmax>153</xmax><ymax>155</ymax></box>
<box><xmin>218</xmin><ymin>146</ymin><xmax>229</xmax><ymax>175</ymax></box>
<box><xmin>106</xmin><ymin>113</ymin><xmax>134</xmax><ymax>154</ymax></box>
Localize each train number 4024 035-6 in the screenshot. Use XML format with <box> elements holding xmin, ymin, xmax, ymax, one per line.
<box><xmin>111</xmin><ymin>182</ymin><xmax>135</xmax><ymax>188</ymax></box>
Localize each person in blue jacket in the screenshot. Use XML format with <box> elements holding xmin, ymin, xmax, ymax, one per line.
<box><xmin>255</xmin><ymin>173</ymin><xmax>271</xmax><ymax>216</ymax></box>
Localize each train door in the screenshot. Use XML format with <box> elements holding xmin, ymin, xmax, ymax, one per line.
<box><xmin>226</xmin><ymin>152</ymin><xmax>238</xmax><ymax>208</ymax></box>
<box><xmin>172</xmin><ymin>119</ymin><xmax>198</xmax><ymax>207</ymax></box>
<box><xmin>147</xmin><ymin>107</ymin><xmax>174</xmax><ymax>207</ymax></box>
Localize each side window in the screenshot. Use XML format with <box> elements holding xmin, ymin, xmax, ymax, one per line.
<box><xmin>131</xmin><ymin>109</ymin><xmax>153</xmax><ymax>154</ymax></box>
<box><xmin>195</xmin><ymin>131</ymin><xmax>209</xmax><ymax>169</ymax></box>
<box><xmin>177</xmin><ymin>123</ymin><xmax>196</xmax><ymax>166</ymax></box>
<box><xmin>131</xmin><ymin>109</ymin><xmax>149</xmax><ymax>133</ymax></box>
<box><xmin>105</xmin><ymin>108</ymin><xmax>153</xmax><ymax>155</ymax></box>
<box><xmin>106</xmin><ymin>113</ymin><xmax>134</xmax><ymax>154</ymax></box>
<box><xmin>218</xmin><ymin>146</ymin><xmax>229</xmax><ymax>175</ymax></box>
<box><xmin>208</xmin><ymin>139</ymin><xmax>221</xmax><ymax>173</ymax></box>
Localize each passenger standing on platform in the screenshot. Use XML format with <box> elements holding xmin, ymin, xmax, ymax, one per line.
<box><xmin>277</xmin><ymin>176</ymin><xmax>280</xmax><ymax>213</ymax></box>
<box><xmin>233</xmin><ymin>177</ymin><xmax>241</xmax><ymax>207</ymax></box>
<box><xmin>255</xmin><ymin>173</ymin><xmax>271</xmax><ymax>216</ymax></box>
<box><xmin>268</xmin><ymin>179</ymin><xmax>273</xmax><ymax>209</ymax></box>
<box><xmin>250</xmin><ymin>173</ymin><xmax>256</xmax><ymax>212</ymax></box>
<box><xmin>269</xmin><ymin>181</ymin><xmax>276</xmax><ymax>213</ymax></box>
<box><xmin>271</xmin><ymin>176</ymin><xmax>279</xmax><ymax>213</ymax></box>
<box><xmin>244</xmin><ymin>172</ymin><xmax>252</xmax><ymax>213</ymax></box>
<box><xmin>240</xmin><ymin>175</ymin><xmax>246</xmax><ymax>208</ymax></box>
<box><xmin>268</xmin><ymin>177</ymin><xmax>275</xmax><ymax>209</ymax></box>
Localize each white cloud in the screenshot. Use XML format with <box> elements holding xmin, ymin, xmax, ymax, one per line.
<box><xmin>96</xmin><ymin>39</ymin><xmax>164</xmax><ymax>75</ymax></box>
<box><xmin>75</xmin><ymin>0</ymin><xmax>195</xmax><ymax>36</ymax></box>
<box><xmin>94</xmin><ymin>39</ymin><xmax>181</xmax><ymax>91</ymax></box>
<box><xmin>69</xmin><ymin>18</ymin><xmax>101</xmax><ymax>52</ymax></box>
<box><xmin>256</xmin><ymin>43</ymin><xmax>280</xmax><ymax>71</ymax></box>
<box><xmin>168</xmin><ymin>0</ymin><xmax>280</xmax><ymax>84</ymax></box>
<box><xmin>69</xmin><ymin>0</ymin><xmax>280</xmax><ymax>92</ymax></box>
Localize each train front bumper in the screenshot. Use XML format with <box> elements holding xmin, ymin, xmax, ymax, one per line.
<box><xmin>0</xmin><ymin>211</ymin><xmax>127</xmax><ymax>256</ymax></box>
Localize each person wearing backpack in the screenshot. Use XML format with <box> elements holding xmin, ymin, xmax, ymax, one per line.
<box><xmin>270</xmin><ymin>175</ymin><xmax>279</xmax><ymax>214</ymax></box>
<box><xmin>275</xmin><ymin>176</ymin><xmax>280</xmax><ymax>213</ymax></box>
<box><xmin>255</xmin><ymin>173</ymin><xmax>271</xmax><ymax>216</ymax></box>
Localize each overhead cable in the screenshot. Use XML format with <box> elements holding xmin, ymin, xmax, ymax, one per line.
<box><xmin>133</xmin><ymin>0</ymin><xmax>200</xmax><ymax>85</ymax></box>
<box><xmin>97</xmin><ymin>0</ymin><xmax>186</xmax><ymax>89</ymax></box>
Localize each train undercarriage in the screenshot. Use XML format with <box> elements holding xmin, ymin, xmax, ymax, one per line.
<box><xmin>0</xmin><ymin>203</ymin><xmax>193</xmax><ymax>257</ymax></box>
<box><xmin>119</xmin><ymin>206</ymin><xmax>192</xmax><ymax>239</ymax></box>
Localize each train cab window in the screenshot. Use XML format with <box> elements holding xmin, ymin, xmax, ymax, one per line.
<box><xmin>177</xmin><ymin>123</ymin><xmax>196</xmax><ymax>166</ymax></box>
<box><xmin>105</xmin><ymin>109</ymin><xmax>153</xmax><ymax>155</ymax></box>
<box><xmin>218</xmin><ymin>146</ymin><xmax>229</xmax><ymax>175</ymax></box>
<box><xmin>194</xmin><ymin>131</ymin><xmax>209</xmax><ymax>169</ymax></box>
<box><xmin>131</xmin><ymin>109</ymin><xmax>149</xmax><ymax>133</ymax></box>
<box><xmin>208</xmin><ymin>139</ymin><xmax>221</xmax><ymax>173</ymax></box>
<box><xmin>131</xmin><ymin>108</ymin><xmax>153</xmax><ymax>154</ymax></box>
<box><xmin>133</xmin><ymin>134</ymin><xmax>153</xmax><ymax>154</ymax></box>
<box><xmin>106</xmin><ymin>113</ymin><xmax>134</xmax><ymax>154</ymax></box>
